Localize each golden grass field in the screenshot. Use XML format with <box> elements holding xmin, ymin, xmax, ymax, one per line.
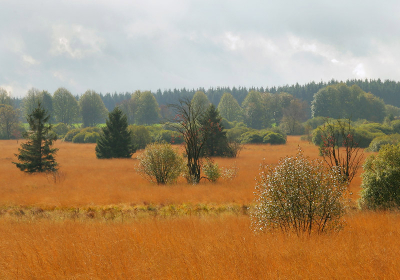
<box><xmin>0</xmin><ymin>136</ymin><xmax>399</xmax><ymax>279</ymax></box>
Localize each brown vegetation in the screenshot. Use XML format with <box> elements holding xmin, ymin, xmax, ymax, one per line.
<box><xmin>0</xmin><ymin>213</ymin><xmax>399</xmax><ymax>279</ymax></box>
<box><xmin>0</xmin><ymin>136</ymin><xmax>391</xmax><ymax>279</ymax></box>
<box><xmin>0</xmin><ymin>136</ymin><xmax>364</xmax><ymax>207</ymax></box>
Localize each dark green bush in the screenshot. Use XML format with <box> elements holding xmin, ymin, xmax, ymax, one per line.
<box><xmin>391</xmin><ymin>120</ymin><xmax>400</xmax><ymax>134</ymax></box>
<box><xmin>263</xmin><ymin>132</ymin><xmax>286</xmax><ymax>144</ymax></box>
<box><xmin>240</xmin><ymin>131</ymin><xmax>263</xmax><ymax>144</ymax></box>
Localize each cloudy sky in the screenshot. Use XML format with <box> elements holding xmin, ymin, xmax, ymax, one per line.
<box><xmin>1</xmin><ymin>0</ymin><xmax>400</xmax><ymax>97</ymax></box>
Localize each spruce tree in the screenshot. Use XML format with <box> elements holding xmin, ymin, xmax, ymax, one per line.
<box><xmin>95</xmin><ymin>107</ymin><xmax>136</xmax><ymax>158</ymax></box>
<box><xmin>14</xmin><ymin>102</ymin><xmax>58</xmax><ymax>173</ymax></box>
<box><xmin>200</xmin><ymin>104</ymin><xmax>230</xmax><ymax>157</ymax></box>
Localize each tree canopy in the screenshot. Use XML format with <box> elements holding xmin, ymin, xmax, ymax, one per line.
<box><xmin>217</xmin><ymin>92</ymin><xmax>242</xmax><ymax>122</ymax></box>
<box><xmin>53</xmin><ymin>87</ymin><xmax>79</xmax><ymax>124</ymax></box>
<box><xmin>79</xmin><ymin>90</ymin><xmax>108</xmax><ymax>127</ymax></box>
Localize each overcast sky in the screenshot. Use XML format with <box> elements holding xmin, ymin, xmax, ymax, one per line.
<box><xmin>1</xmin><ymin>0</ymin><xmax>400</xmax><ymax>97</ymax></box>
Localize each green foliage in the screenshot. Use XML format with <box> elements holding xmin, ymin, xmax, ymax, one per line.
<box><xmin>72</xmin><ymin>131</ymin><xmax>87</xmax><ymax>143</ymax></box>
<box><xmin>357</xmin><ymin>122</ymin><xmax>393</xmax><ymax>135</ymax></box>
<box><xmin>252</xmin><ymin>148</ymin><xmax>348</xmax><ymax>235</ymax></box>
<box><xmin>200</xmin><ymin>104</ymin><xmax>234</xmax><ymax>157</ymax></box>
<box><xmin>133</xmin><ymin>91</ymin><xmax>160</xmax><ymax>125</ymax></box>
<box><xmin>155</xmin><ymin>130</ymin><xmax>184</xmax><ymax>144</ymax></box>
<box><xmin>304</xmin><ymin>117</ymin><xmax>329</xmax><ymax>130</ymax></box>
<box><xmin>242</xmin><ymin>91</ymin><xmax>265</xmax><ymax>129</ymax></box>
<box><xmin>263</xmin><ymin>132</ymin><xmax>286</xmax><ymax>144</ymax></box>
<box><xmin>311</xmin><ymin>84</ymin><xmax>386</xmax><ymax>122</ymax></box>
<box><xmin>240</xmin><ymin>129</ymin><xmax>286</xmax><ymax>145</ymax></box>
<box><xmin>96</xmin><ymin>107</ymin><xmax>135</xmax><ymax>159</ymax></box>
<box><xmin>129</xmin><ymin>125</ymin><xmax>152</xmax><ymax>149</ymax></box>
<box><xmin>64</xmin><ymin>128</ymin><xmax>81</xmax><ymax>142</ymax></box>
<box><xmin>0</xmin><ymin>104</ymin><xmax>20</xmax><ymax>139</ymax></box>
<box><xmin>202</xmin><ymin>158</ymin><xmax>220</xmax><ymax>182</ymax></box>
<box><xmin>217</xmin><ymin>92</ymin><xmax>243</xmax><ymax>122</ymax></box>
<box><xmin>391</xmin><ymin>120</ymin><xmax>400</xmax><ymax>134</ymax></box>
<box><xmin>191</xmin><ymin>91</ymin><xmax>210</xmax><ymax>114</ymax></box>
<box><xmin>79</xmin><ymin>90</ymin><xmax>108</xmax><ymax>127</ymax></box>
<box><xmin>240</xmin><ymin>131</ymin><xmax>263</xmax><ymax>144</ymax></box>
<box><xmin>84</xmin><ymin>132</ymin><xmax>100</xmax><ymax>143</ymax></box>
<box><xmin>359</xmin><ymin>144</ymin><xmax>400</xmax><ymax>210</ymax></box>
<box><xmin>225</xmin><ymin>125</ymin><xmax>250</xmax><ymax>142</ymax></box>
<box><xmin>137</xmin><ymin>142</ymin><xmax>184</xmax><ymax>184</ymax></box>
<box><xmin>52</xmin><ymin>123</ymin><xmax>70</xmax><ymax>138</ymax></box>
<box><xmin>0</xmin><ymin>88</ymin><xmax>13</xmax><ymax>106</ymax></box>
<box><xmin>312</xmin><ymin>121</ymin><xmax>382</xmax><ymax>149</ymax></box>
<box><xmin>367</xmin><ymin>134</ymin><xmax>400</xmax><ymax>152</ymax></box>
<box><xmin>53</xmin><ymin>87</ymin><xmax>80</xmax><ymax>124</ymax></box>
<box><xmin>13</xmin><ymin>103</ymin><xmax>58</xmax><ymax>173</ymax></box>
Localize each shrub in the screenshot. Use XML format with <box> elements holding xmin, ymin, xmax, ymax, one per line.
<box><xmin>72</xmin><ymin>132</ymin><xmax>86</xmax><ymax>143</ymax></box>
<box><xmin>53</xmin><ymin>123</ymin><xmax>70</xmax><ymax>137</ymax></box>
<box><xmin>240</xmin><ymin>131</ymin><xmax>263</xmax><ymax>144</ymax></box>
<box><xmin>155</xmin><ymin>130</ymin><xmax>184</xmax><ymax>144</ymax></box>
<box><xmin>367</xmin><ymin>134</ymin><xmax>400</xmax><ymax>152</ymax></box>
<box><xmin>357</xmin><ymin>122</ymin><xmax>393</xmax><ymax>135</ymax></box>
<box><xmin>252</xmin><ymin>147</ymin><xmax>348</xmax><ymax>235</ymax></box>
<box><xmin>64</xmin><ymin>128</ymin><xmax>81</xmax><ymax>142</ymax></box>
<box><xmin>84</xmin><ymin>132</ymin><xmax>100</xmax><ymax>143</ymax></box>
<box><xmin>202</xmin><ymin>158</ymin><xmax>220</xmax><ymax>182</ymax></box>
<box><xmin>129</xmin><ymin>125</ymin><xmax>152</xmax><ymax>149</ymax></box>
<box><xmin>263</xmin><ymin>132</ymin><xmax>286</xmax><ymax>145</ymax></box>
<box><xmin>359</xmin><ymin>144</ymin><xmax>400</xmax><ymax>210</ymax></box>
<box><xmin>137</xmin><ymin>143</ymin><xmax>184</xmax><ymax>184</ymax></box>
<box><xmin>391</xmin><ymin>120</ymin><xmax>400</xmax><ymax>134</ymax></box>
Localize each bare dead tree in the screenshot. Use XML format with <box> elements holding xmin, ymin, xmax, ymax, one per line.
<box><xmin>318</xmin><ymin>118</ymin><xmax>363</xmax><ymax>183</ymax></box>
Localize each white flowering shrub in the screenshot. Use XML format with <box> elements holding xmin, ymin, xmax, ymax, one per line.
<box><xmin>137</xmin><ymin>143</ymin><xmax>184</xmax><ymax>184</ymax></box>
<box><xmin>252</xmin><ymin>147</ymin><xmax>348</xmax><ymax>235</ymax></box>
<box><xmin>221</xmin><ymin>163</ymin><xmax>239</xmax><ymax>181</ymax></box>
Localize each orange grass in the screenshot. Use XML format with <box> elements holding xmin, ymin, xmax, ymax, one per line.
<box><xmin>0</xmin><ymin>136</ymin><xmax>366</xmax><ymax>207</ymax></box>
<box><xmin>0</xmin><ymin>212</ymin><xmax>399</xmax><ymax>279</ymax></box>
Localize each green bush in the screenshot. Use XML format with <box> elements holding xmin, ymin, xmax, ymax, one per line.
<box><xmin>263</xmin><ymin>132</ymin><xmax>286</xmax><ymax>145</ymax></box>
<box><xmin>137</xmin><ymin>143</ymin><xmax>184</xmax><ymax>184</ymax></box>
<box><xmin>367</xmin><ymin>134</ymin><xmax>400</xmax><ymax>152</ymax></box>
<box><xmin>129</xmin><ymin>125</ymin><xmax>152</xmax><ymax>149</ymax></box>
<box><xmin>240</xmin><ymin>131</ymin><xmax>263</xmax><ymax>144</ymax></box>
<box><xmin>359</xmin><ymin>144</ymin><xmax>400</xmax><ymax>210</ymax></box>
<box><xmin>72</xmin><ymin>132</ymin><xmax>86</xmax><ymax>143</ymax></box>
<box><xmin>226</xmin><ymin>126</ymin><xmax>250</xmax><ymax>142</ymax></box>
<box><xmin>155</xmin><ymin>130</ymin><xmax>184</xmax><ymax>144</ymax></box>
<box><xmin>391</xmin><ymin>120</ymin><xmax>400</xmax><ymax>134</ymax></box>
<box><xmin>252</xmin><ymin>147</ymin><xmax>347</xmax><ymax>235</ymax></box>
<box><xmin>202</xmin><ymin>158</ymin><xmax>220</xmax><ymax>182</ymax></box>
<box><xmin>53</xmin><ymin>123</ymin><xmax>70</xmax><ymax>137</ymax></box>
<box><xmin>84</xmin><ymin>132</ymin><xmax>100</xmax><ymax>143</ymax></box>
<box><xmin>64</xmin><ymin>128</ymin><xmax>81</xmax><ymax>142</ymax></box>
<box><xmin>357</xmin><ymin>123</ymin><xmax>393</xmax><ymax>135</ymax></box>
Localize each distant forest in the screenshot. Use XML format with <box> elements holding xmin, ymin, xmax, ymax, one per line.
<box><xmin>9</xmin><ymin>79</ymin><xmax>400</xmax><ymax>111</ymax></box>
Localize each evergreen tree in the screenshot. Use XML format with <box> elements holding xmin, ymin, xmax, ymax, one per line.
<box><xmin>13</xmin><ymin>102</ymin><xmax>58</xmax><ymax>173</ymax></box>
<box><xmin>200</xmin><ymin>104</ymin><xmax>230</xmax><ymax>157</ymax></box>
<box><xmin>95</xmin><ymin>107</ymin><xmax>136</xmax><ymax>158</ymax></box>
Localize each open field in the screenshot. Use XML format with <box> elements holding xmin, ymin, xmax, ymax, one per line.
<box><xmin>0</xmin><ymin>136</ymin><xmax>363</xmax><ymax>207</ymax></box>
<box><xmin>0</xmin><ymin>213</ymin><xmax>400</xmax><ymax>279</ymax></box>
<box><xmin>1</xmin><ymin>136</ymin><xmax>398</xmax><ymax>279</ymax></box>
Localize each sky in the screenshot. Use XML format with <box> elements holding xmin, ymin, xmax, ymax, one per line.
<box><xmin>1</xmin><ymin>0</ymin><xmax>400</xmax><ymax>97</ymax></box>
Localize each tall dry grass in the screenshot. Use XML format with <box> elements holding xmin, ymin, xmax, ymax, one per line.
<box><xmin>0</xmin><ymin>136</ymin><xmax>365</xmax><ymax>207</ymax></box>
<box><xmin>0</xmin><ymin>212</ymin><xmax>398</xmax><ymax>279</ymax></box>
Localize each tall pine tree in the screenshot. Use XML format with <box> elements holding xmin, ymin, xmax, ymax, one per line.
<box><xmin>14</xmin><ymin>102</ymin><xmax>58</xmax><ymax>173</ymax></box>
<box><xmin>95</xmin><ymin>107</ymin><xmax>136</xmax><ymax>158</ymax></box>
